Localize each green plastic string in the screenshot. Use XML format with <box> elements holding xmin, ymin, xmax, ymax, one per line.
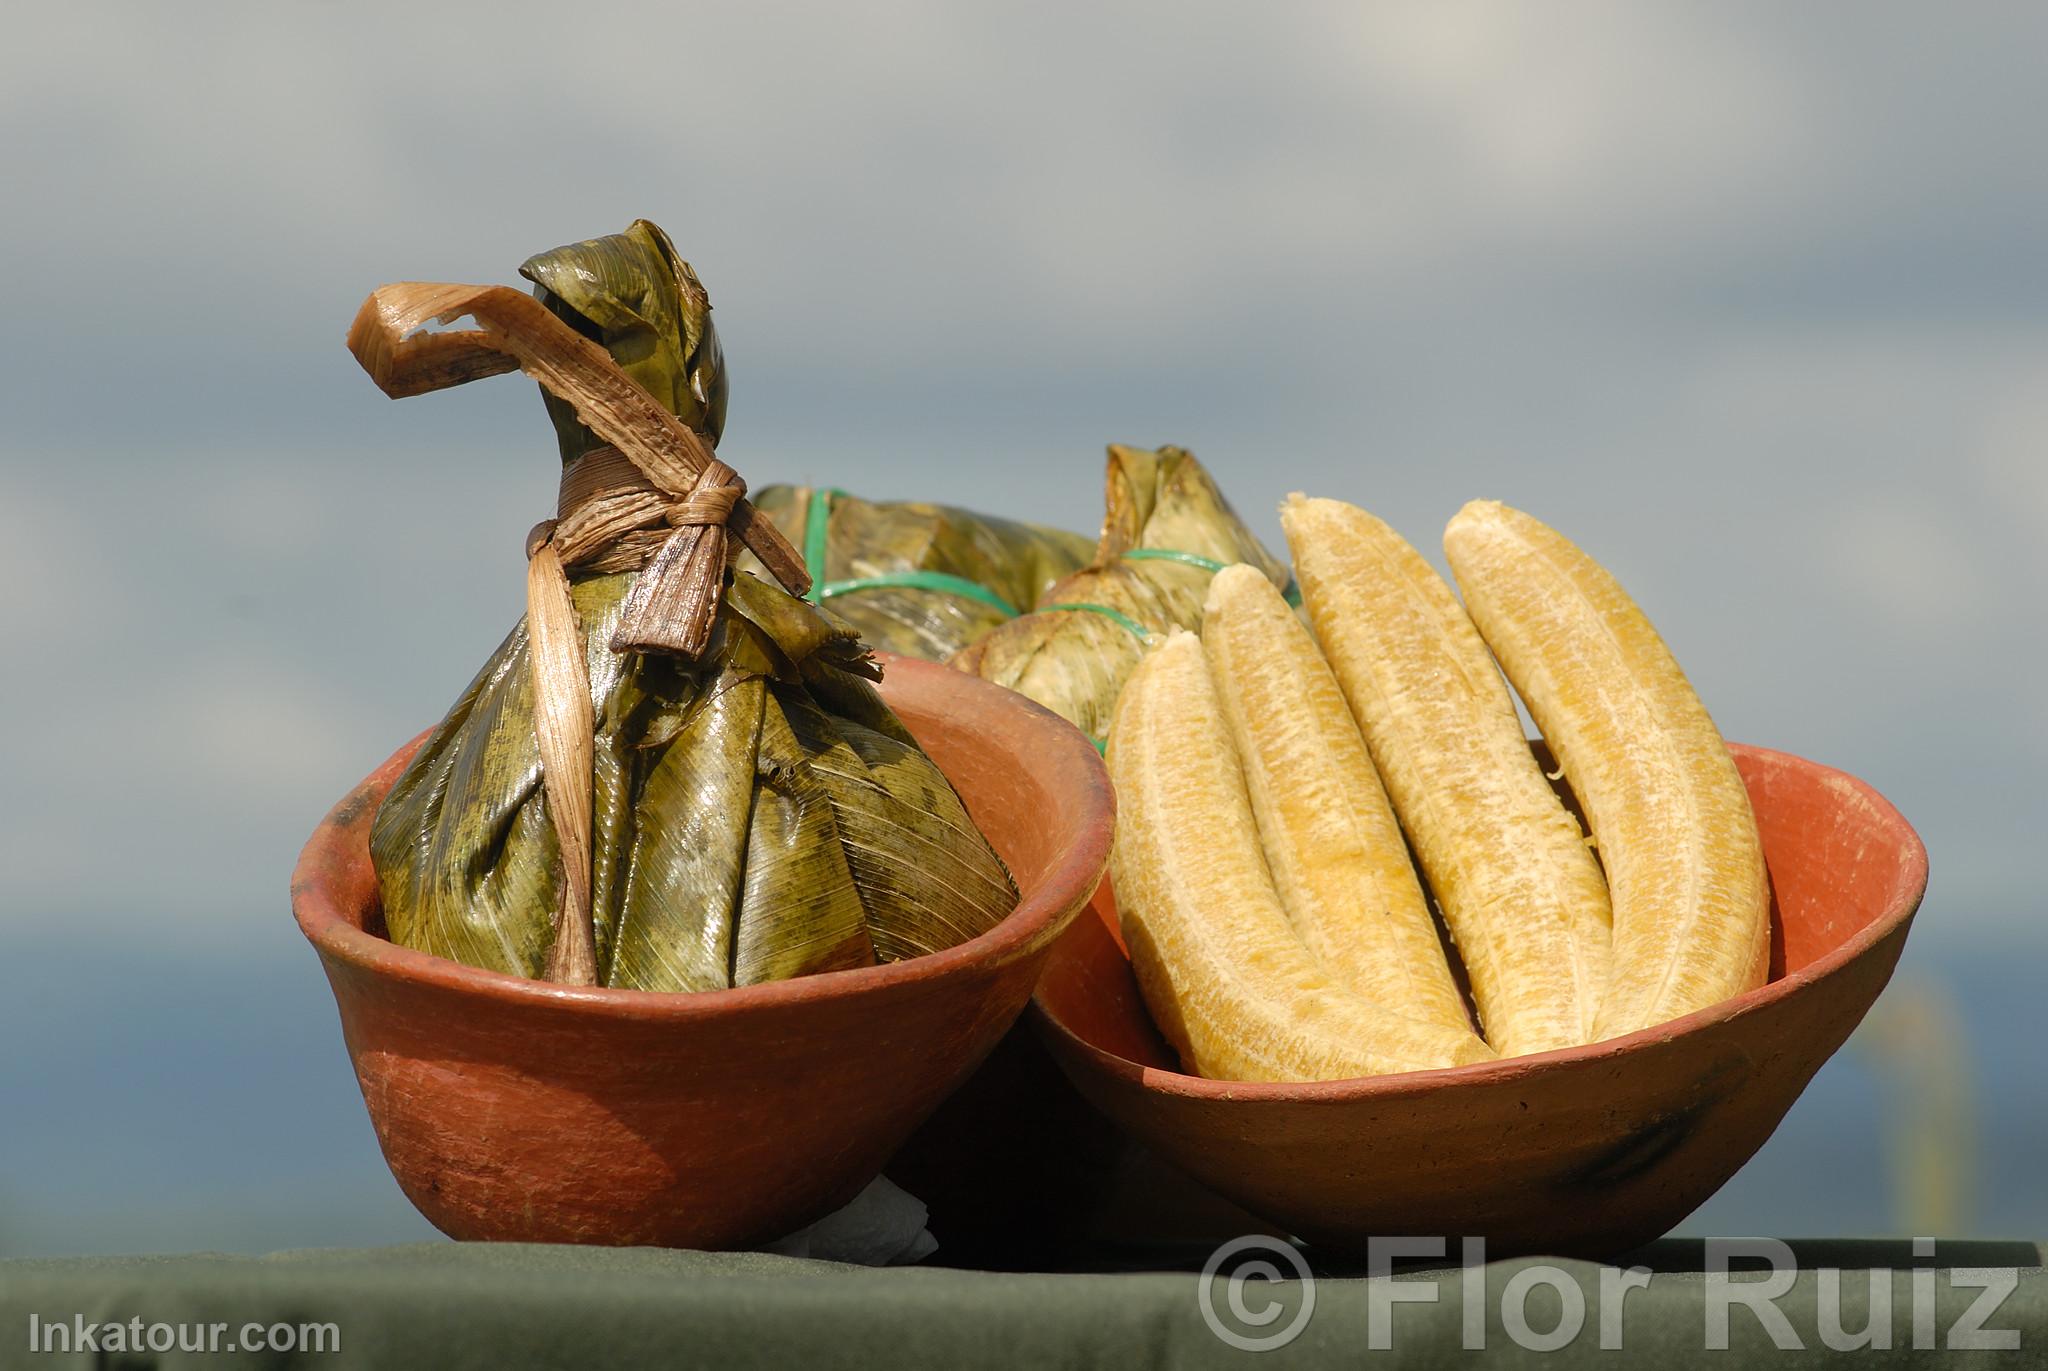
<box><xmin>800</xmin><ymin>501</ymin><xmax>1302</xmax><ymax>625</ymax></box>
<box><xmin>802</xmin><ymin>486</ymin><xmax>840</xmax><ymax>605</ymax></box>
<box><xmin>1120</xmin><ymin>547</ymin><xmax>1304</xmax><ymax>608</ymax></box>
<box><xmin>1120</xmin><ymin>547</ymin><xmax>1227</xmax><ymax>574</ymax></box>
<box><xmin>1041</xmin><ymin>601</ymin><xmax>1155</xmax><ymax>643</ymax></box>
<box><xmin>1052</xmin><ymin>550</ymin><xmax>1299</xmax><ymax>756</ymax></box>
<box><xmin>800</xmin><ymin>486</ymin><xmax>1021</xmax><ymax>616</ymax></box>
<box><xmin>818</xmin><ymin>571</ymin><xmax>1019</xmax><ymax>616</ymax></box>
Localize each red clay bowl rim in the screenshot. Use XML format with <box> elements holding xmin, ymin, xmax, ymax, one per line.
<box><xmin>291</xmin><ymin>653</ymin><xmax>1115</xmax><ymax>1021</ymax></box>
<box><xmin>1036</xmin><ymin>741</ymin><xmax>1928</xmax><ymax>1101</ymax></box>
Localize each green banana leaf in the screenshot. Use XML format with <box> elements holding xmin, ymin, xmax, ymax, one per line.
<box><xmin>951</xmin><ymin>444</ymin><xmax>1289</xmax><ymax>740</ymax></box>
<box><xmin>742</xmin><ymin>487</ymin><xmax>1095</xmax><ymax>661</ymax></box>
<box><xmin>521</xmin><ymin>218</ymin><xmax>728</xmax><ymax>461</ymax></box>
<box><xmin>369</xmin><ymin>223</ymin><xmax>1016</xmax><ymax>989</ymax></box>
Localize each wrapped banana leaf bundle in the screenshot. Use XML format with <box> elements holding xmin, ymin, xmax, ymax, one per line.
<box><xmin>349</xmin><ymin>221</ymin><xmax>1017</xmax><ymax>990</ymax></box>
<box><xmin>742</xmin><ymin>486</ymin><xmax>1094</xmax><ymax>661</ymax></box>
<box><xmin>952</xmin><ymin>444</ymin><xmax>1292</xmax><ymax>744</ymax></box>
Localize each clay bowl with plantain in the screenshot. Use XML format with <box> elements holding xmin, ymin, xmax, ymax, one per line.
<box><xmin>1031</xmin><ymin>743</ymin><xmax>1927</xmax><ymax>1259</ymax></box>
<box><xmin>292</xmin><ymin>653</ymin><xmax>1113</xmax><ymax>1250</ymax></box>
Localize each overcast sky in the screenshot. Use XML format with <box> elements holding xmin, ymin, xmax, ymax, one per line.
<box><xmin>6</xmin><ymin>2</ymin><xmax>2041</xmax><ymax>942</ymax></box>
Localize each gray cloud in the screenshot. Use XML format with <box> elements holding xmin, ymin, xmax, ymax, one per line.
<box><xmin>0</xmin><ymin>1</ymin><xmax>2041</xmax><ymax>939</ymax></box>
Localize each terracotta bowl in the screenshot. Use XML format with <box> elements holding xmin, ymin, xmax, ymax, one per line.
<box><xmin>291</xmin><ymin>654</ymin><xmax>1113</xmax><ymax>1249</ymax></box>
<box><xmin>1033</xmin><ymin>743</ymin><xmax>1927</xmax><ymax>1259</ymax></box>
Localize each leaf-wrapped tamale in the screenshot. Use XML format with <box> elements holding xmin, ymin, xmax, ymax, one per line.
<box><xmin>363</xmin><ymin>222</ymin><xmax>1017</xmax><ymax>990</ymax></box>
<box><xmin>951</xmin><ymin>444</ymin><xmax>1290</xmax><ymax>742</ymax></box>
<box><xmin>740</xmin><ymin>486</ymin><xmax>1094</xmax><ymax>660</ymax></box>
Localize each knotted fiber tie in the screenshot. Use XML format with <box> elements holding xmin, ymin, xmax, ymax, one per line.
<box><xmin>535</xmin><ymin>444</ymin><xmax>750</xmax><ymax>653</ymax></box>
<box><xmin>347</xmin><ymin>280</ymin><xmax>810</xmax><ymax>985</ymax></box>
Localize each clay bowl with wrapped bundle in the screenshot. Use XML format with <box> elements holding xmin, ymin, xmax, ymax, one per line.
<box><xmin>292</xmin><ymin>223</ymin><xmax>1112</xmax><ymax>1249</ymax></box>
<box><xmin>296</xmin><ymin>656</ymin><xmax>1109</xmax><ymax>1250</ymax></box>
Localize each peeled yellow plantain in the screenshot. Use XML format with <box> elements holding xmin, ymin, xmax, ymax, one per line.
<box><xmin>1282</xmin><ymin>495</ymin><xmax>1612</xmax><ymax>1058</ymax></box>
<box><xmin>1201</xmin><ymin>564</ymin><xmax>1479</xmax><ymax>1040</ymax></box>
<box><xmin>1443</xmin><ymin>500</ymin><xmax>1770</xmax><ymax>1040</ymax></box>
<box><xmin>1106</xmin><ymin>630</ymin><xmax>1498</xmax><ymax>1081</ymax></box>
